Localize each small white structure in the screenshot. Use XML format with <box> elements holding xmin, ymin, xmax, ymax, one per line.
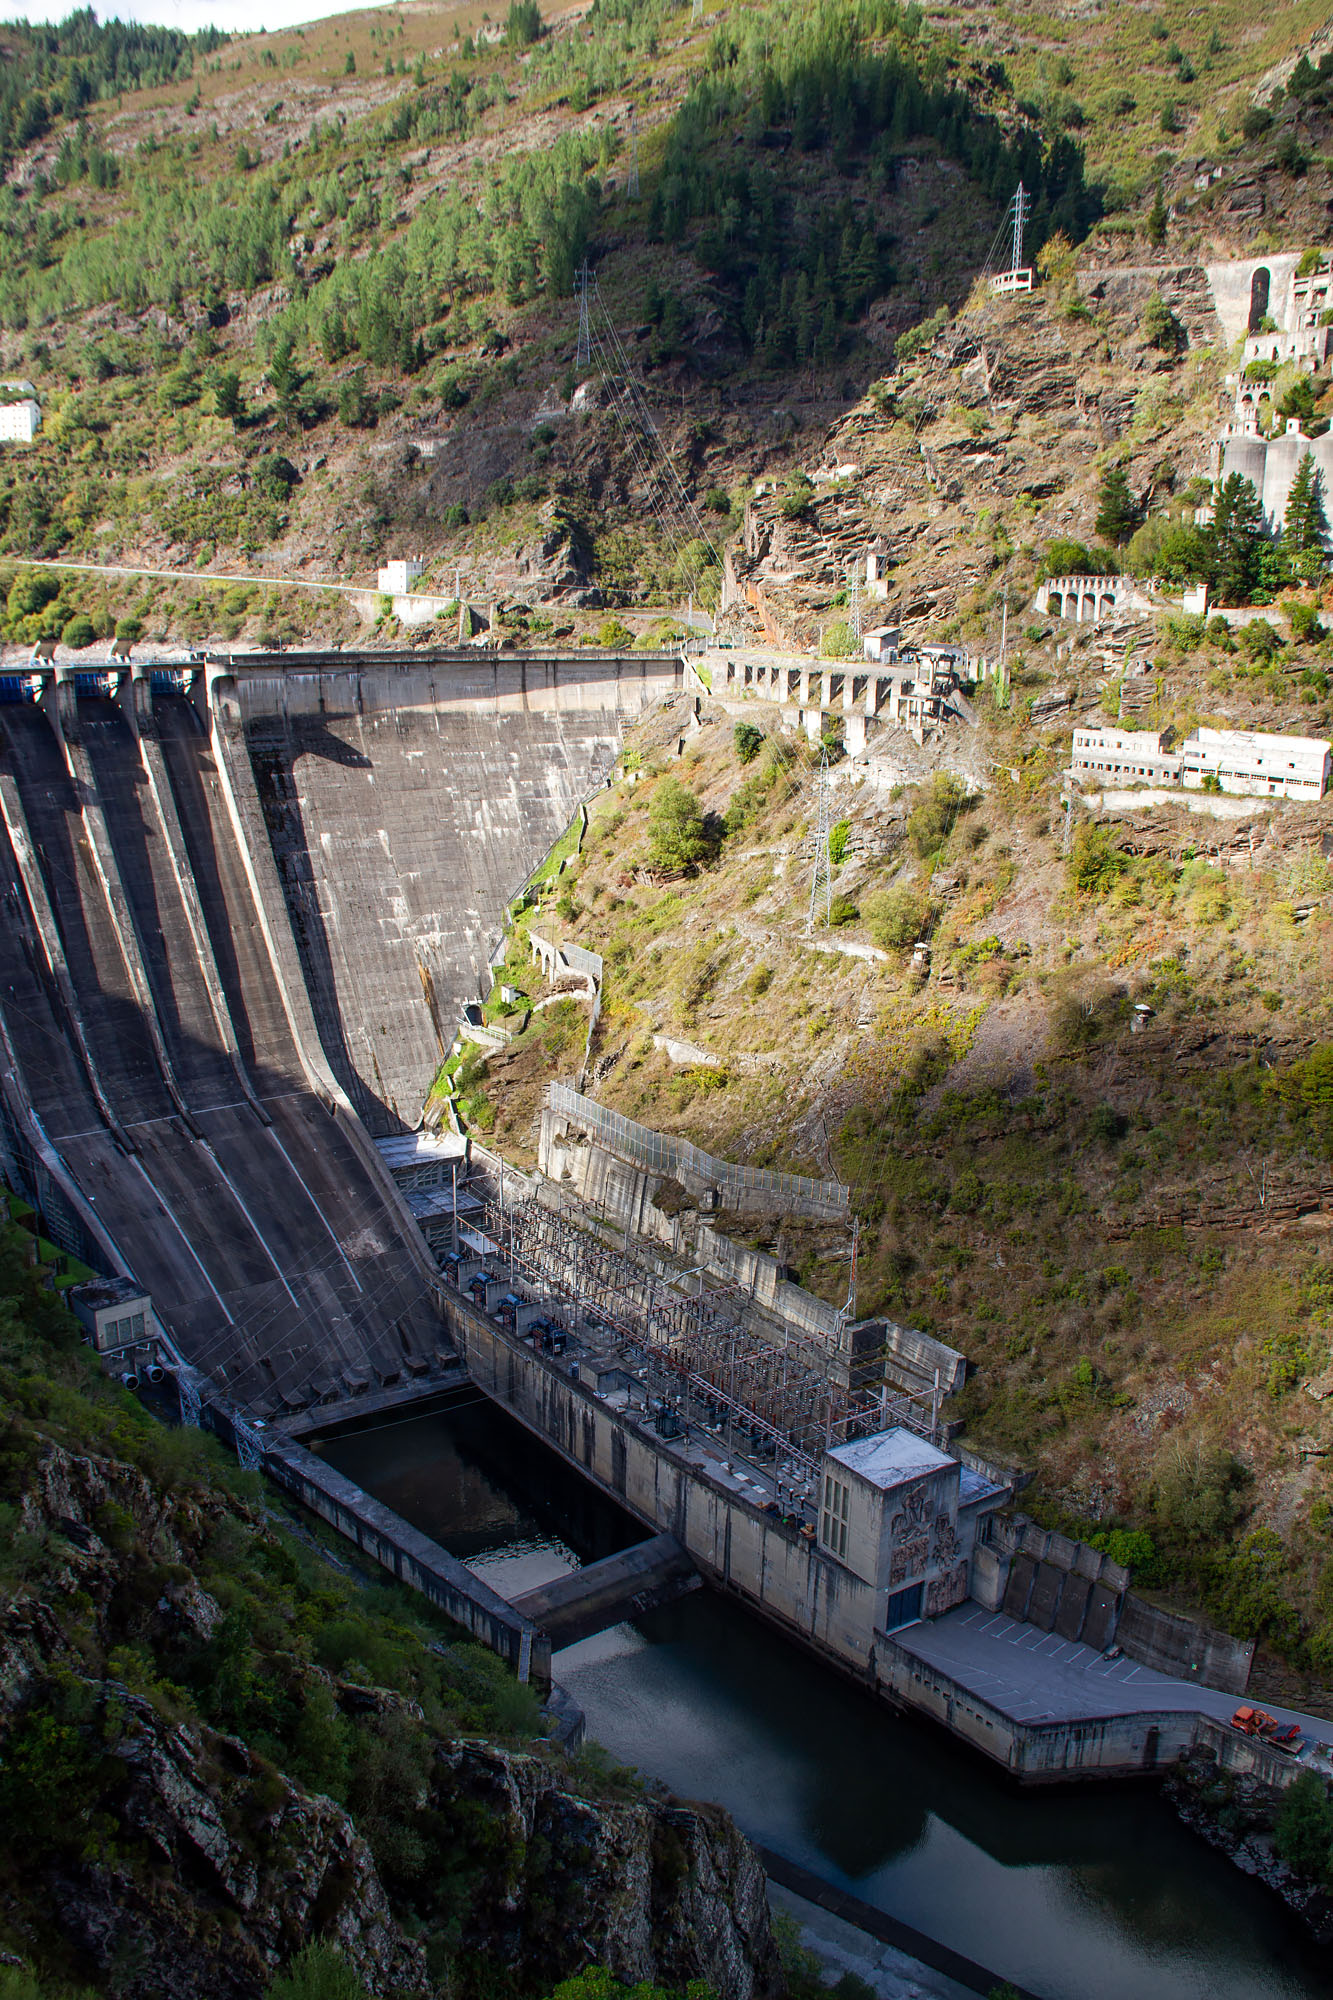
<box><xmin>863</xmin><ymin>624</ymin><xmax>901</xmax><ymax>662</ymax></box>
<box><xmin>0</xmin><ymin>399</ymin><xmax>41</xmax><ymax>444</ymax></box>
<box><xmin>865</xmin><ymin>539</ymin><xmax>891</xmax><ymax>601</ymax></box>
<box><xmin>377</xmin><ymin>556</ymin><xmax>426</xmax><ymax>594</ymax></box>
<box><xmin>1180</xmin><ymin>727</ymin><xmax>1330</xmax><ymax>800</ymax></box>
<box><xmin>1072</xmin><ymin>728</ymin><xmax>1183</xmax><ymax>785</ymax></box>
<box><xmin>68</xmin><ymin>1276</ymin><xmax>161</xmax><ymax>1385</ymax></box>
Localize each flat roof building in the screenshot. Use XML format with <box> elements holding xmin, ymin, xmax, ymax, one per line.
<box><xmin>1072</xmin><ymin>727</ymin><xmax>1183</xmax><ymax>785</ymax></box>
<box><xmin>0</xmin><ymin>399</ymin><xmax>41</xmax><ymax>444</ymax></box>
<box><xmin>377</xmin><ymin>557</ymin><xmax>426</xmax><ymax>595</ymax></box>
<box><xmin>819</xmin><ymin>1426</ymin><xmax>1005</xmax><ymax>1632</ymax></box>
<box><xmin>1181</xmin><ymin>727</ymin><xmax>1330</xmax><ymax>800</ymax></box>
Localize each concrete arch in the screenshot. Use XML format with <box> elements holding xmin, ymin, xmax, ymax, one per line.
<box><xmin>1047</xmin><ymin>590</ymin><xmax>1063</xmax><ymax>618</ymax></box>
<box><xmin>1249</xmin><ymin>266</ymin><xmax>1271</xmax><ymax>334</ymax></box>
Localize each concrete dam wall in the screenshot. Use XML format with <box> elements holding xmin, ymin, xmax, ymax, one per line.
<box><xmin>0</xmin><ymin>651</ymin><xmax>680</xmax><ymax>1410</ymax></box>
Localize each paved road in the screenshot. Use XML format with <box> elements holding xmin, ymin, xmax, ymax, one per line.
<box><xmin>900</xmin><ymin>1604</ymin><xmax>1333</xmax><ymax>1748</ymax></box>
<box><xmin>8</xmin><ymin>555</ymin><xmax>366</xmax><ymax>595</ymax></box>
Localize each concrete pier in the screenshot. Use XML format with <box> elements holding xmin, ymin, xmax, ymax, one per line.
<box><xmin>510</xmin><ymin>1532</ymin><xmax>700</xmax><ymax>1646</ymax></box>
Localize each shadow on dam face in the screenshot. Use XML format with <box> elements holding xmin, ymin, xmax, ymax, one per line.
<box><xmin>0</xmin><ymin>654</ymin><xmax>681</xmax><ymax>1403</ymax></box>
<box><xmin>239</xmin><ymin>661</ymin><xmax>658</xmax><ymax>1137</ymax></box>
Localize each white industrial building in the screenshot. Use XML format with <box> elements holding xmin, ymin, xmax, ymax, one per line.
<box><xmin>1072</xmin><ymin>725</ymin><xmax>1330</xmax><ymax>800</ymax></box>
<box><xmin>1180</xmin><ymin>727</ymin><xmax>1330</xmax><ymax>800</ymax></box>
<box><xmin>377</xmin><ymin>556</ymin><xmax>426</xmax><ymax>594</ymax></box>
<box><xmin>0</xmin><ymin>399</ymin><xmax>41</xmax><ymax>444</ymax></box>
<box><xmin>1071</xmin><ymin>727</ymin><xmax>1183</xmax><ymax>784</ymax></box>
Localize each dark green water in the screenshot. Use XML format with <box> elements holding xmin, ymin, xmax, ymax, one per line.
<box><xmin>321</xmin><ymin>1399</ymin><xmax>1333</xmax><ymax>2000</ymax></box>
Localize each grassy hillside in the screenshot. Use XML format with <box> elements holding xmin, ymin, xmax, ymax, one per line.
<box><xmin>474</xmin><ymin>631</ymin><xmax>1333</xmax><ymax>1708</ymax></box>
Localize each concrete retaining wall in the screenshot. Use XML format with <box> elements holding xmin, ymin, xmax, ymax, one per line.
<box><xmin>978</xmin><ymin>1513</ymin><xmax>1252</xmax><ymax>1692</ymax></box>
<box><xmin>1117</xmin><ymin>1594</ymin><xmax>1255</xmax><ymax>1696</ymax></box>
<box><xmin>263</xmin><ymin>1432</ymin><xmax>549</xmax><ymax>1686</ymax></box>
<box><xmin>876</xmin><ymin>1634</ymin><xmax>1301</xmax><ymax>1788</ymax></box>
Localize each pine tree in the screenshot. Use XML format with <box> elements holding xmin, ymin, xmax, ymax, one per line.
<box><xmin>1208</xmin><ymin>472</ymin><xmax>1266</xmax><ymax>605</ymax></box>
<box><xmin>1147</xmin><ymin>180</ymin><xmax>1167</xmax><ymax>247</ymax></box>
<box><xmin>1283</xmin><ymin>452</ymin><xmax>1329</xmax><ymax>582</ymax></box>
<box><xmin>1095</xmin><ymin>466</ymin><xmax>1140</xmax><ymax>545</ymax></box>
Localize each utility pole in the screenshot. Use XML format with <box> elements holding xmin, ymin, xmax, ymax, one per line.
<box><xmin>627</xmin><ymin>106</ymin><xmax>640</xmax><ymax>200</ymax></box>
<box><xmin>805</xmin><ymin>744</ymin><xmax>833</xmax><ymax>935</ymax></box>
<box><xmin>575</xmin><ymin>260</ymin><xmax>592</xmax><ymax>371</ymax></box>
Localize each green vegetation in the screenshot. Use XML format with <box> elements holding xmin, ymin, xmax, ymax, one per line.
<box><xmin>0</xmin><ymin>1206</ymin><xmax>684</xmax><ymax>1997</ymax></box>
<box><xmin>648</xmin><ymin>778</ymin><xmax>711</xmax><ymax>873</ymax></box>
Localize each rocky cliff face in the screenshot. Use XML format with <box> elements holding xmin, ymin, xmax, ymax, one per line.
<box><xmin>0</xmin><ymin>1437</ymin><xmax>780</xmax><ymax>2000</ymax></box>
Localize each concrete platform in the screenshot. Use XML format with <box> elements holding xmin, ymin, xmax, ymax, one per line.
<box><xmin>898</xmin><ymin>1605</ymin><xmax>1333</xmax><ymax>1750</ymax></box>
<box><xmin>510</xmin><ymin>1531</ymin><xmax>700</xmax><ymax>1646</ymax></box>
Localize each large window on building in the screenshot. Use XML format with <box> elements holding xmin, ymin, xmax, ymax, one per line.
<box><xmin>821</xmin><ymin>1473</ymin><xmax>850</xmax><ymax>1560</ymax></box>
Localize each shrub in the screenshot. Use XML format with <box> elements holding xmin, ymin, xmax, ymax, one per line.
<box><xmin>1288</xmin><ymin>600</ymin><xmax>1324</xmax><ymax>643</ymax></box>
<box><xmin>1142</xmin><ymin>294</ymin><xmax>1185</xmax><ymax>353</ymax></box>
<box><xmin>829</xmin><ymin>894</ymin><xmax>859</xmax><ymax>927</ymax></box>
<box><xmin>1240</xmin><ymin>617</ymin><xmax>1283</xmax><ymax>662</ymax></box>
<box><xmin>828</xmin><ymin>817</ymin><xmax>851</xmax><ymax>865</ymax></box>
<box><xmin>265</xmin><ymin>1945</ymin><xmax>371</xmax><ymax>2000</ymax></box>
<box><xmin>820</xmin><ymin>620</ymin><xmax>857</xmax><ymax>659</ymax></box>
<box><xmin>1037</xmin><ymin>537</ymin><xmax>1117</xmax><ymax>581</ymax></box>
<box><xmin>1067</xmin><ymin>822</ymin><xmax>1128</xmax><ymax>894</ymax></box>
<box><xmin>60</xmin><ymin>615</ymin><xmax>96</xmax><ymax>649</ymax></box>
<box><xmin>597</xmin><ymin>617</ymin><xmax>634</xmax><ymax>649</ymax></box>
<box><xmin>1149</xmin><ymin>1439</ymin><xmax>1249</xmax><ymax>1546</ymax></box>
<box><xmin>114</xmin><ymin>616</ymin><xmax>143</xmax><ymax>642</ymax></box>
<box><xmin>733</xmin><ymin>722</ymin><xmax>764</xmax><ymax>764</ymax></box>
<box><xmin>864</xmin><ymin>885</ymin><xmax>934</xmax><ymax>948</ymax></box>
<box><xmin>907</xmin><ymin>773</ymin><xmax>970</xmax><ymax>859</ymax></box>
<box><xmin>1274</xmin><ymin>1774</ymin><xmax>1333</xmax><ymax>1882</ymax></box>
<box><xmin>647</xmin><ymin>778</ymin><xmax>708</xmax><ymax>873</ymax></box>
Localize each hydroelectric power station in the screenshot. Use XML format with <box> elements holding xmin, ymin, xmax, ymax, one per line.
<box><xmin>4</xmin><ymin>645</ymin><xmax>1330</xmax><ymax>1815</ymax></box>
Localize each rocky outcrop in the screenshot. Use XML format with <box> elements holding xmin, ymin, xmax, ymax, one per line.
<box><xmin>0</xmin><ymin>1439</ymin><xmax>781</xmax><ymax>2000</ymax></box>
<box><xmin>440</xmin><ymin>1741</ymin><xmax>779</xmax><ymax>2000</ymax></box>
<box><xmin>47</xmin><ymin>1686</ymin><xmax>425</xmax><ymax>2000</ymax></box>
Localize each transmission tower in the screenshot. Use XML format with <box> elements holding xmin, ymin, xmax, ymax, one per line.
<box><xmin>575</xmin><ymin>259</ymin><xmax>592</xmax><ymax>370</ymax></box>
<box><xmin>805</xmin><ymin>746</ymin><xmax>833</xmax><ymax>934</ymax></box>
<box><xmin>1008</xmin><ymin>181</ymin><xmax>1031</xmax><ymax>280</ymax></box>
<box><xmin>627</xmin><ymin>106</ymin><xmax>640</xmax><ymax>199</ymax></box>
<box><xmin>847</xmin><ymin>563</ymin><xmax>863</xmax><ymax>642</ymax></box>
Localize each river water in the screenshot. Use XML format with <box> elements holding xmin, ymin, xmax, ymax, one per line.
<box><xmin>321</xmin><ymin>1398</ymin><xmax>1333</xmax><ymax>2000</ymax></box>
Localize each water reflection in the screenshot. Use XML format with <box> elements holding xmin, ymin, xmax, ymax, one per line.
<box><xmin>322</xmin><ymin>1398</ymin><xmax>1333</xmax><ymax>2000</ymax></box>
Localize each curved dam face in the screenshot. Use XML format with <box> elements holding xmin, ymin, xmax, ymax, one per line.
<box><xmin>0</xmin><ymin>651</ymin><xmax>680</xmax><ymax>1409</ymax></box>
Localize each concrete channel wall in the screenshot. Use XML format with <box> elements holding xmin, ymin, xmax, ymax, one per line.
<box><xmin>445</xmin><ymin>1294</ymin><xmax>891</xmax><ymax>1672</ymax></box>
<box><xmin>263</xmin><ymin>1431</ymin><xmax>549</xmax><ymax>1687</ymax></box>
